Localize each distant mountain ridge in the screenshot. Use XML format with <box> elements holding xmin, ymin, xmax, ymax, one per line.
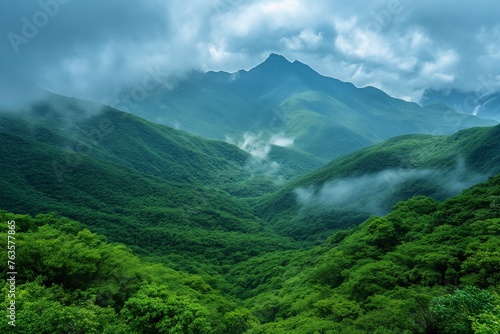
<box><xmin>127</xmin><ymin>53</ymin><xmax>497</xmax><ymax>161</ymax></box>
<box><xmin>421</xmin><ymin>88</ymin><xmax>500</xmax><ymax>122</ymax></box>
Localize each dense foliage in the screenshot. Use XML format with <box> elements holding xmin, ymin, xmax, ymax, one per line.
<box><xmin>0</xmin><ymin>211</ymin><xmax>246</xmax><ymax>333</ymax></box>
<box><xmin>2</xmin><ymin>173</ymin><xmax>499</xmax><ymax>332</ymax></box>
<box><xmin>237</xmin><ymin>174</ymin><xmax>500</xmax><ymax>333</ymax></box>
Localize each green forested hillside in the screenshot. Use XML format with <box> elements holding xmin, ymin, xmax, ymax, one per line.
<box><xmin>1</xmin><ymin>90</ymin><xmax>499</xmax><ymax>333</ymax></box>
<box><xmin>2</xmin><ymin>174</ymin><xmax>499</xmax><ymax>333</ymax></box>
<box><xmin>234</xmin><ymin>173</ymin><xmax>500</xmax><ymax>333</ymax></box>
<box><xmin>0</xmin><ymin>94</ymin><xmax>300</xmax><ymax>277</ymax></box>
<box><xmin>0</xmin><ymin>211</ymin><xmax>245</xmax><ymax>333</ymax></box>
<box><xmin>258</xmin><ymin>125</ymin><xmax>500</xmax><ymax>241</ymax></box>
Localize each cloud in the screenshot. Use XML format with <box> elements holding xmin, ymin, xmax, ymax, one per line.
<box><xmin>2</xmin><ymin>0</ymin><xmax>500</xmax><ymax>108</ymax></box>
<box><xmin>280</xmin><ymin>29</ymin><xmax>324</xmax><ymax>51</ymax></box>
<box><xmin>270</xmin><ymin>133</ymin><xmax>294</xmax><ymax>147</ymax></box>
<box><xmin>1</xmin><ymin>0</ymin><xmax>173</xmax><ymax>105</ymax></box>
<box><xmin>228</xmin><ymin>132</ymin><xmax>294</xmax><ymax>159</ymax></box>
<box><xmin>226</xmin><ymin>131</ymin><xmax>294</xmax><ymax>179</ymax></box>
<box><xmin>234</xmin><ymin>132</ymin><xmax>272</xmax><ymax>160</ymax></box>
<box><xmin>420</xmin><ymin>49</ymin><xmax>459</xmax><ymax>84</ymax></box>
<box><xmin>294</xmin><ymin>160</ymin><xmax>491</xmax><ymax>216</ymax></box>
<box><xmin>295</xmin><ymin>169</ymin><xmax>433</xmax><ymax>215</ymax></box>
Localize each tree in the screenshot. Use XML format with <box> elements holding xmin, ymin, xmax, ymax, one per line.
<box><xmin>121</xmin><ymin>284</ymin><xmax>212</xmax><ymax>334</ymax></box>
<box><xmin>471</xmin><ymin>304</ymin><xmax>500</xmax><ymax>334</ymax></box>
<box><xmin>223</xmin><ymin>308</ymin><xmax>259</xmax><ymax>334</ymax></box>
<box><xmin>429</xmin><ymin>287</ymin><xmax>496</xmax><ymax>334</ymax></box>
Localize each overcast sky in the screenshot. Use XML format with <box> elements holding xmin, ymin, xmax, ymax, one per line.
<box><xmin>2</xmin><ymin>0</ymin><xmax>500</xmax><ymax>106</ymax></box>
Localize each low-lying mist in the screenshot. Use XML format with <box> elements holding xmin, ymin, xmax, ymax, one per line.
<box><xmin>226</xmin><ymin>131</ymin><xmax>295</xmax><ymax>179</ymax></box>
<box><xmin>228</xmin><ymin>132</ymin><xmax>294</xmax><ymax>159</ymax></box>
<box><xmin>294</xmin><ymin>160</ymin><xmax>491</xmax><ymax>216</ymax></box>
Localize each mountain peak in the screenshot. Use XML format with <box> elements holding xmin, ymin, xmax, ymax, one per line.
<box><xmin>264</xmin><ymin>53</ymin><xmax>290</xmax><ymax>63</ymax></box>
<box><xmin>248</xmin><ymin>53</ymin><xmax>293</xmax><ymax>73</ymax></box>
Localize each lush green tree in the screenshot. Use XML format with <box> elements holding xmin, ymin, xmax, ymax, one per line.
<box><xmin>313</xmin><ymin>293</ymin><xmax>360</xmax><ymax>321</ymax></box>
<box><xmin>471</xmin><ymin>304</ymin><xmax>500</xmax><ymax>334</ymax></box>
<box><xmin>0</xmin><ymin>280</ymin><xmax>129</xmax><ymax>334</ymax></box>
<box><xmin>429</xmin><ymin>287</ymin><xmax>496</xmax><ymax>334</ymax></box>
<box><xmin>223</xmin><ymin>308</ymin><xmax>259</xmax><ymax>334</ymax></box>
<box><xmin>121</xmin><ymin>284</ymin><xmax>212</xmax><ymax>334</ymax></box>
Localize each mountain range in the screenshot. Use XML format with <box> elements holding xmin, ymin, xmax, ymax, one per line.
<box><xmin>124</xmin><ymin>53</ymin><xmax>497</xmax><ymax>161</ymax></box>
<box><xmin>1</xmin><ymin>87</ymin><xmax>498</xmax><ymax>259</ymax></box>
<box><xmin>1</xmin><ymin>54</ymin><xmax>500</xmax><ymax>333</ymax></box>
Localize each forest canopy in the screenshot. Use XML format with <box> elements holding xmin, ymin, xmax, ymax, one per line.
<box><xmin>1</xmin><ymin>173</ymin><xmax>500</xmax><ymax>333</ymax></box>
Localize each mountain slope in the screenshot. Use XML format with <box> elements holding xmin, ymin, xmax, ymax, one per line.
<box><xmin>4</xmin><ymin>171</ymin><xmax>498</xmax><ymax>333</ymax></box>
<box><xmin>129</xmin><ymin>54</ymin><xmax>497</xmax><ymax>160</ymax></box>
<box><xmin>0</xmin><ymin>93</ymin><xmax>300</xmax><ymax>274</ymax></box>
<box><xmin>0</xmin><ymin>210</ymin><xmax>245</xmax><ymax>333</ymax></box>
<box><xmin>257</xmin><ymin>124</ymin><xmax>500</xmax><ymax>241</ymax></box>
<box><xmin>231</xmin><ymin>174</ymin><xmax>500</xmax><ymax>333</ymax></box>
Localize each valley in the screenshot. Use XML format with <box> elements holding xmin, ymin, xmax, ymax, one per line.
<box><xmin>1</xmin><ymin>55</ymin><xmax>499</xmax><ymax>333</ymax></box>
